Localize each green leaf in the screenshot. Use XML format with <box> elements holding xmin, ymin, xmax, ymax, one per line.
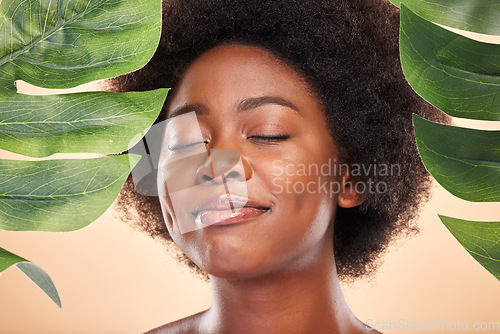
<box><xmin>0</xmin><ymin>88</ymin><xmax>168</xmax><ymax>158</ymax></box>
<box><xmin>0</xmin><ymin>0</ymin><xmax>164</xmax><ymax>309</ymax></box>
<box><xmin>0</xmin><ymin>0</ymin><xmax>162</xmax><ymax>91</ymax></box>
<box><xmin>0</xmin><ymin>248</ymin><xmax>61</xmax><ymax>307</ymax></box>
<box><xmin>17</xmin><ymin>262</ymin><xmax>62</xmax><ymax>308</ymax></box>
<box><xmin>0</xmin><ymin>154</ymin><xmax>139</xmax><ymax>231</ymax></box>
<box><xmin>439</xmin><ymin>215</ymin><xmax>500</xmax><ymax>280</ymax></box>
<box><xmin>400</xmin><ymin>5</ymin><xmax>500</xmax><ymax>121</ymax></box>
<box><xmin>413</xmin><ymin>114</ymin><xmax>500</xmax><ymax>202</ymax></box>
<box><xmin>0</xmin><ymin>246</ymin><xmax>26</xmax><ymax>272</ymax></box>
<box><xmin>0</xmin><ymin>0</ymin><xmax>167</xmax><ymax>158</ymax></box>
<box><xmin>391</xmin><ymin>0</ymin><xmax>500</xmax><ymax>36</ymax></box>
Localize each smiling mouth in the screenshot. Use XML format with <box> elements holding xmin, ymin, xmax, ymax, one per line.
<box><xmin>195</xmin><ymin>206</ymin><xmax>269</xmax><ymax>226</ymax></box>
<box><xmin>190</xmin><ymin>194</ymin><xmax>270</xmax><ymax>226</ymax></box>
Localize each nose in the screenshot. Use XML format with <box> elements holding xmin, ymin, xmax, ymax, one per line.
<box><xmin>195</xmin><ymin>148</ymin><xmax>253</xmax><ymax>184</ymax></box>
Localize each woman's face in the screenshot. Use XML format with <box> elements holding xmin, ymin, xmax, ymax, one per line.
<box><xmin>159</xmin><ymin>44</ymin><xmax>356</xmax><ymax>279</ymax></box>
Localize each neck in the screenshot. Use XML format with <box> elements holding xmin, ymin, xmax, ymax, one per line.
<box><xmin>200</xmin><ymin>240</ymin><xmax>367</xmax><ymax>334</ymax></box>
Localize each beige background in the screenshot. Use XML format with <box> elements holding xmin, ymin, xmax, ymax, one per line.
<box><xmin>0</xmin><ymin>26</ymin><xmax>499</xmax><ymax>334</ymax></box>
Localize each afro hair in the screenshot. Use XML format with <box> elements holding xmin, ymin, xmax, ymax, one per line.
<box><xmin>112</xmin><ymin>0</ymin><xmax>447</xmax><ymax>281</ymax></box>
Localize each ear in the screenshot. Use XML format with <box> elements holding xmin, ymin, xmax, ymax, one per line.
<box><xmin>337</xmin><ymin>172</ymin><xmax>364</xmax><ymax>208</ymax></box>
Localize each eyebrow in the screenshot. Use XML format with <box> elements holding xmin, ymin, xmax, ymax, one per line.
<box><xmin>237</xmin><ymin>96</ymin><xmax>300</xmax><ymax>115</ymax></box>
<box><xmin>167</xmin><ymin>96</ymin><xmax>301</xmax><ymax>119</ymax></box>
<box><xmin>167</xmin><ymin>103</ymin><xmax>207</xmax><ymax>119</ymax></box>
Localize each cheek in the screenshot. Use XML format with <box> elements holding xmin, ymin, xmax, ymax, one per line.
<box><xmin>159</xmin><ymin>198</ymin><xmax>204</xmax><ymax>263</ymax></box>
<box><xmin>263</xmin><ymin>153</ymin><xmax>339</xmax><ymax>251</ymax></box>
<box><xmin>159</xmin><ymin>193</ymin><xmax>178</xmax><ymax>240</ymax></box>
<box><xmin>277</xmin><ymin>175</ymin><xmax>336</xmax><ymax>238</ymax></box>
<box><xmin>265</xmin><ymin>145</ymin><xmax>340</xmax><ymax>205</ymax></box>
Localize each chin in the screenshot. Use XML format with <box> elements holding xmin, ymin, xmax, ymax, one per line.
<box><xmin>200</xmin><ymin>248</ymin><xmax>273</xmax><ymax>280</ymax></box>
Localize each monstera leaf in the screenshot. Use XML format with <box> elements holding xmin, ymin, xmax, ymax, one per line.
<box><xmin>390</xmin><ymin>0</ymin><xmax>500</xmax><ymax>35</ymax></box>
<box><xmin>400</xmin><ymin>4</ymin><xmax>500</xmax><ymax>280</ymax></box>
<box><xmin>0</xmin><ymin>0</ymin><xmax>167</xmax><ymax>307</ymax></box>
<box><xmin>439</xmin><ymin>216</ymin><xmax>500</xmax><ymax>280</ymax></box>
<box><xmin>0</xmin><ymin>248</ymin><xmax>61</xmax><ymax>307</ymax></box>
<box><xmin>412</xmin><ymin>115</ymin><xmax>500</xmax><ymax>203</ymax></box>
<box><xmin>400</xmin><ymin>6</ymin><xmax>500</xmax><ymax>121</ymax></box>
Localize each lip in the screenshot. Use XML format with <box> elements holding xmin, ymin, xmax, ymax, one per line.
<box><xmin>190</xmin><ymin>193</ymin><xmax>270</xmax><ymax>226</ymax></box>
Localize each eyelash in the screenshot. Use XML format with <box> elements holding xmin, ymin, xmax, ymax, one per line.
<box><xmin>168</xmin><ymin>141</ymin><xmax>209</xmax><ymax>152</ymax></box>
<box><xmin>169</xmin><ymin>134</ymin><xmax>290</xmax><ymax>151</ymax></box>
<box><xmin>248</xmin><ymin>134</ymin><xmax>290</xmax><ymax>142</ymax></box>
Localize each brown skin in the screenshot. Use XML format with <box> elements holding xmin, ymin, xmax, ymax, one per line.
<box><xmin>149</xmin><ymin>44</ymin><xmax>379</xmax><ymax>334</ymax></box>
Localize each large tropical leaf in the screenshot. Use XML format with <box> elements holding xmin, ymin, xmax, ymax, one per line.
<box><xmin>0</xmin><ymin>88</ymin><xmax>168</xmax><ymax>158</ymax></box>
<box><xmin>400</xmin><ymin>4</ymin><xmax>500</xmax><ymax>121</ymax></box>
<box><xmin>0</xmin><ymin>248</ymin><xmax>61</xmax><ymax>308</ymax></box>
<box><xmin>0</xmin><ymin>0</ymin><xmax>161</xmax><ymax>91</ymax></box>
<box><xmin>439</xmin><ymin>215</ymin><xmax>500</xmax><ymax>280</ymax></box>
<box><xmin>404</xmin><ymin>3</ymin><xmax>500</xmax><ymax>281</ymax></box>
<box><xmin>0</xmin><ymin>154</ymin><xmax>140</xmax><ymax>232</ymax></box>
<box><xmin>0</xmin><ymin>0</ymin><xmax>167</xmax><ymax>158</ymax></box>
<box><xmin>390</xmin><ymin>0</ymin><xmax>500</xmax><ymax>35</ymax></box>
<box><xmin>0</xmin><ymin>0</ymin><xmax>166</xmax><ymax>308</ymax></box>
<box><xmin>413</xmin><ymin>114</ymin><xmax>500</xmax><ymax>202</ymax></box>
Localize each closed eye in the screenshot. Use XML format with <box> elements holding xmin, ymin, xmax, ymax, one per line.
<box><xmin>247</xmin><ymin>134</ymin><xmax>290</xmax><ymax>143</ymax></box>
<box><xmin>168</xmin><ymin>141</ymin><xmax>209</xmax><ymax>152</ymax></box>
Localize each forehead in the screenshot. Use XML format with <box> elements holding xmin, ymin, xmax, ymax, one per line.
<box><xmin>166</xmin><ymin>44</ymin><xmax>322</xmax><ymax>115</ymax></box>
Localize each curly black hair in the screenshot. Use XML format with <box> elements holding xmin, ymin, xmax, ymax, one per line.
<box><xmin>112</xmin><ymin>0</ymin><xmax>447</xmax><ymax>281</ymax></box>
